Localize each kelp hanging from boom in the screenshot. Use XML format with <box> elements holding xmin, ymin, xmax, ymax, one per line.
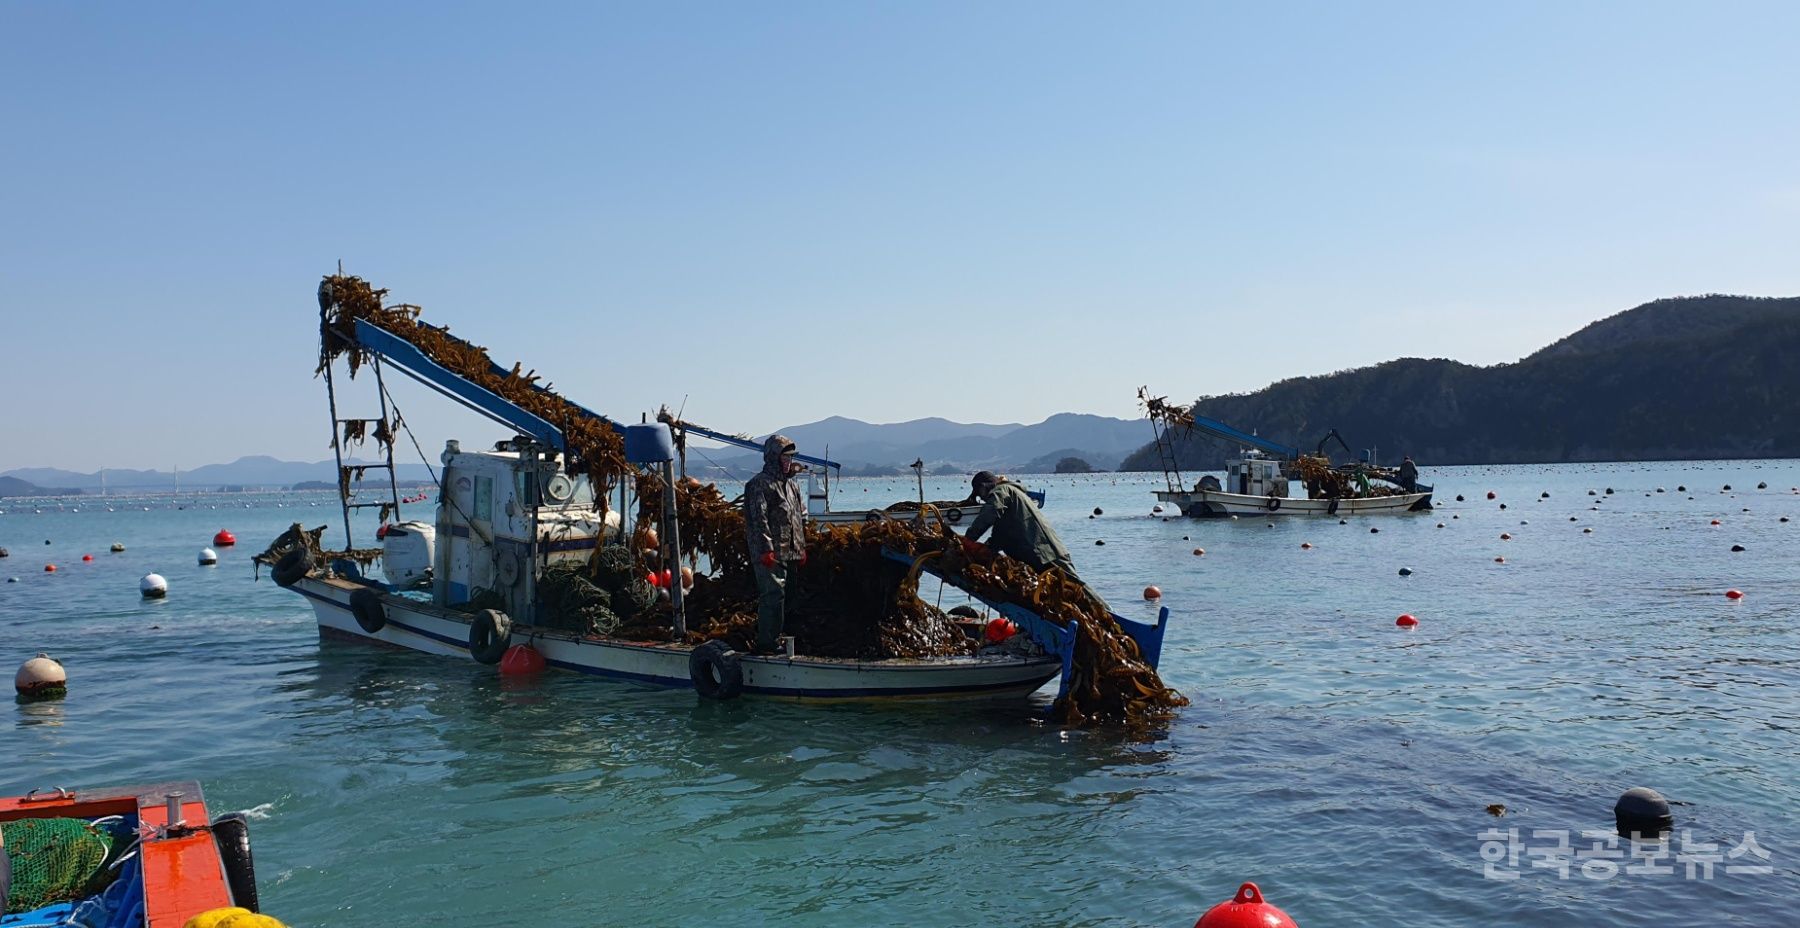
<box><xmin>316</xmin><ymin>274</ymin><xmax>631</xmax><ymax>499</ymax></box>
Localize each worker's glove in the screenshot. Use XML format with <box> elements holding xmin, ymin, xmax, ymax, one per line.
<box><xmin>798</xmin><ymin>549</ymin><xmax>808</xmax><ymax>567</ymax></box>
<box><xmin>759</xmin><ymin>550</ymin><xmax>777</xmax><ymax>569</ymax></box>
<box><xmin>960</xmin><ymin>537</ymin><xmax>986</xmax><ymax>557</ymax></box>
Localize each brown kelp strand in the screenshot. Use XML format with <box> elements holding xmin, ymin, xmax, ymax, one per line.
<box><xmin>317</xmin><ymin>274</ymin><xmax>631</xmax><ymax>502</ymax></box>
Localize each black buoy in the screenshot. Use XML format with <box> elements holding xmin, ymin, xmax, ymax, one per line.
<box><xmin>1588</xmin><ymin>490</ymin><xmax>1596</xmax><ymax>496</ymax></box>
<box><xmin>1369</xmin><ymin>527</ymin><xmax>1380</xmax><ymax>534</ymax></box>
<box><xmin>1541</xmin><ymin>491</ymin><xmax>1550</xmax><ymax>498</ymax></box>
<box><xmin>1398</xmin><ymin>567</ymin><xmax>1413</xmax><ymax>576</ymax></box>
<box><xmin>1455</xmin><ymin>494</ymin><xmax>1465</xmax><ymax>502</ymax></box>
<box><xmin>1731</xmin><ymin>544</ymin><xmax>1745</xmax><ymax>552</ymax></box>
<box><xmin>1757</xmin><ymin>481</ymin><xmax>1767</xmax><ymax>489</ymax></box>
<box><xmin>1723</xmin><ymin>484</ymin><xmax>1732</xmax><ymax>491</ymax></box>
<box><xmin>1605</xmin><ymin>487</ymin><xmax>1614</xmax><ymax>494</ymax></box>
<box><xmin>1499</xmin><ymin>503</ymin><xmax>1507</xmax><ymax>510</ymax></box>
<box><xmin>1093</xmin><ymin>507</ymin><xmax>1103</xmax><ymax>516</ymax></box>
<box><xmin>0</xmin><ymin>546</ymin><xmax>8</xmax><ymax>558</ymax></box>
<box><xmin>1094</xmin><ymin>539</ymin><xmax>1105</xmax><ymax>546</ymax></box>
<box><xmin>1614</xmin><ymin>787</ymin><xmax>1674</xmax><ymax>839</ymax></box>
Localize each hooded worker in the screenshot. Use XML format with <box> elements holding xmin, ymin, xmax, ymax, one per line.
<box><xmin>743</xmin><ymin>433</ymin><xmax>806</xmax><ymax>653</ymax></box>
<box><xmin>963</xmin><ymin>471</ymin><xmax>1100</xmax><ymax>604</ymax></box>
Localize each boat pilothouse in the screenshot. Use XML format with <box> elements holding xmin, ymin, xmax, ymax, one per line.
<box><xmin>430</xmin><ymin>436</ymin><xmax>622</xmax><ymax>618</ymax></box>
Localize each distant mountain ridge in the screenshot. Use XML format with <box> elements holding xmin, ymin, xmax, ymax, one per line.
<box><xmin>693</xmin><ymin>412</ymin><xmax>1149</xmax><ymax>476</ymax></box>
<box><xmin>2</xmin><ymin>456</ymin><xmax>435</xmax><ymax>492</ymax></box>
<box><xmin>1119</xmin><ymin>294</ymin><xmax>1800</xmax><ymax>471</ymax></box>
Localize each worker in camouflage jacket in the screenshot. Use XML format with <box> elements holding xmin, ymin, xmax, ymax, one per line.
<box><xmin>963</xmin><ymin>471</ymin><xmax>1101</xmax><ymax>606</ymax></box>
<box><xmin>744</xmin><ymin>434</ymin><xmax>807</xmax><ymax>652</ymax></box>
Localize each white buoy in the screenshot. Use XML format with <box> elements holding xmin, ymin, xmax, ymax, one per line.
<box><xmin>140</xmin><ymin>573</ymin><xmax>168</xmax><ymax>599</ymax></box>
<box><xmin>15</xmin><ymin>653</ymin><xmax>67</xmax><ymax>700</ymax></box>
<box><xmin>110</xmin><ymin>543</ymin><xmax>125</xmax><ymax>552</ymax></box>
<box><xmin>198</xmin><ymin>548</ymin><xmax>218</xmax><ymax>566</ymax></box>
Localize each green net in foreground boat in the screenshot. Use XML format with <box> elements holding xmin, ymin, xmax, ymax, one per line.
<box><xmin>2</xmin><ymin>817</ymin><xmax>116</xmax><ymax>913</ymax></box>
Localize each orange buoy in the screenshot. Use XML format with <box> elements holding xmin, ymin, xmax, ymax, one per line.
<box><xmin>1192</xmin><ymin>548</ymin><xmax>1205</xmax><ymax>556</ymax></box>
<box><xmin>1725</xmin><ymin>589</ymin><xmax>1744</xmax><ymax>600</ymax></box>
<box><xmin>1143</xmin><ymin>585</ymin><xmax>1162</xmax><ymax>600</ymax></box>
<box><xmin>213</xmin><ymin>530</ymin><xmax>236</xmax><ymax>547</ymax></box>
<box><xmin>1494</xmin><ymin>556</ymin><xmax>1506</xmax><ymax>563</ymax></box>
<box><xmin>1300</xmin><ymin>542</ymin><xmax>1312</xmax><ymax>549</ymax></box>
<box><xmin>498</xmin><ymin>644</ymin><xmax>546</xmax><ymax>675</ymax></box>
<box><xmin>44</xmin><ymin>564</ymin><xmax>56</xmax><ymax>572</ymax></box>
<box><xmin>1500</xmin><ymin>533</ymin><xmax>1512</xmax><ymax>540</ymax></box>
<box><xmin>679</xmin><ymin>565</ymin><xmax>695</xmax><ymax>589</ymax></box>
<box><xmin>1194</xmin><ymin>881</ymin><xmax>1300</xmax><ymax>928</ymax></box>
<box><xmin>642</xmin><ymin>526</ymin><xmax>659</xmax><ymax>549</ymax></box>
<box><xmin>984</xmin><ymin>617</ymin><xmax>1017</xmax><ymax>643</ymax></box>
<box><xmin>1396</xmin><ymin>614</ymin><xmax>1419</xmax><ymax>627</ymax></box>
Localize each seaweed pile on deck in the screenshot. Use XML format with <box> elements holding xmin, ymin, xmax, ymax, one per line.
<box><xmin>313</xmin><ymin>274</ymin><xmax>1184</xmax><ymax>727</ymax></box>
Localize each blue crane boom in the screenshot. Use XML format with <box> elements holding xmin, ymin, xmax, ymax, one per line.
<box><xmin>1179</xmin><ymin>411</ymin><xmax>1299</xmax><ymax>459</ymax></box>
<box><xmin>349</xmin><ymin>318</ymin><xmax>621</xmax><ymax>453</ymax></box>
<box><xmin>657</xmin><ymin>414</ymin><xmax>842</xmax><ymax>473</ymax></box>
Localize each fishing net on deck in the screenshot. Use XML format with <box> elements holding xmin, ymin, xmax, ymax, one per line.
<box><xmin>2</xmin><ymin>818</ymin><xmax>115</xmax><ymax>913</ymax></box>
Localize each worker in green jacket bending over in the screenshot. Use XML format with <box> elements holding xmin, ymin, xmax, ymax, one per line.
<box><xmin>962</xmin><ymin>471</ymin><xmax>1102</xmax><ymax>606</ymax></box>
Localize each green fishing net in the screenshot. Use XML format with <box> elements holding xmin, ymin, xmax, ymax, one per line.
<box><xmin>2</xmin><ymin>817</ymin><xmax>115</xmax><ymax>913</ymax></box>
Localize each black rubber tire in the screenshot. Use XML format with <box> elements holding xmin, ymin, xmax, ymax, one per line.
<box><xmin>947</xmin><ymin>605</ymin><xmax>982</xmax><ymax>619</ymax></box>
<box><xmin>210</xmin><ymin>812</ymin><xmax>260</xmax><ymax>913</ymax></box>
<box><xmin>350</xmin><ymin>588</ymin><xmax>387</xmax><ymax>634</ymax></box>
<box><xmin>468</xmin><ymin>608</ymin><xmax>512</xmax><ymax>665</ymax></box>
<box><xmin>863</xmin><ymin>511</ymin><xmax>882</xmax><ymax>523</ymax></box>
<box><xmin>272</xmin><ymin>548</ymin><xmax>312</xmax><ymax>587</ymax></box>
<box><xmin>689</xmin><ymin>640</ymin><xmax>743</xmax><ymax>700</ymax></box>
<box><xmin>1266</xmin><ymin>497</ymin><xmax>1282</xmax><ymax>512</ymax></box>
<box><xmin>944</xmin><ymin>507</ymin><xmax>963</xmax><ymax>525</ymax></box>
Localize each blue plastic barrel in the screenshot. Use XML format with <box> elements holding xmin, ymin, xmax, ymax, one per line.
<box><xmin>623</xmin><ymin>423</ymin><xmax>676</xmax><ymax>463</ymax></box>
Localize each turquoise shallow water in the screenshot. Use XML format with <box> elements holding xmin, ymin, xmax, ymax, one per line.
<box><xmin>4</xmin><ymin>461</ymin><xmax>1798</xmax><ymax>926</ymax></box>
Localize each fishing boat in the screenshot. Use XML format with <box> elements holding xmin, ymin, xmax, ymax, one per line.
<box><xmin>1139</xmin><ymin>389</ymin><xmax>1433</xmax><ymax>518</ymax></box>
<box><xmin>270</xmin><ymin>277</ymin><xmax>1168</xmax><ymax>704</ymax></box>
<box><xmin>0</xmin><ymin>781</ymin><xmax>262</xmax><ymax>926</ymax></box>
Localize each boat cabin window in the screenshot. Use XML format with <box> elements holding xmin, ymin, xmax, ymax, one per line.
<box><xmin>475</xmin><ymin>476</ymin><xmax>493</xmax><ymax>522</ymax></box>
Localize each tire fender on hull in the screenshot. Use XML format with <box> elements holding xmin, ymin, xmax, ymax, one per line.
<box><xmin>272</xmin><ymin>548</ymin><xmax>313</xmax><ymax>587</ymax></box>
<box><xmin>689</xmin><ymin>639</ymin><xmax>744</xmax><ymax>699</ymax></box>
<box><xmin>468</xmin><ymin>608</ymin><xmax>512</xmax><ymax>664</ymax></box>
<box><xmin>350</xmin><ymin>588</ymin><xmax>387</xmax><ymax>634</ymax></box>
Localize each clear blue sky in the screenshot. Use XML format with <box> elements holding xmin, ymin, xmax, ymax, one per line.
<box><xmin>4</xmin><ymin>1</ymin><xmax>1798</xmax><ymax>471</ymax></box>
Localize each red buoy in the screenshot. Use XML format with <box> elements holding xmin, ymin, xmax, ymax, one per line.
<box><xmin>984</xmin><ymin>618</ymin><xmax>1017</xmax><ymax>643</ymax></box>
<box><xmin>1192</xmin><ymin>548</ymin><xmax>1205</xmax><ymax>556</ymax></box>
<box><xmin>1396</xmin><ymin>614</ymin><xmax>1418</xmax><ymax>627</ymax></box>
<box><xmin>1725</xmin><ymin>589</ymin><xmax>1744</xmax><ymax>600</ymax></box>
<box><xmin>213</xmin><ymin>530</ymin><xmax>236</xmax><ymax>547</ymax></box>
<box><xmin>1144</xmin><ymin>585</ymin><xmax>1162</xmax><ymax>600</ymax></box>
<box><xmin>1194</xmin><ymin>881</ymin><xmax>1299</xmax><ymax>928</ymax></box>
<box><xmin>647</xmin><ymin>570</ymin><xmax>663</xmax><ymax>588</ymax></box>
<box><xmin>44</xmin><ymin>564</ymin><xmax>56</xmax><ymax>572</ymax></box>
<box><xmin>1486</xmin><ymin>491</ymin><xmax>1497</xmax><ymax>500</ymax></box>
<box><xmin>82</xmin><ymin>554</ymin><xmax>94</xmax><ymax>562</ymax></box>
<box><xmin>1300</xmin><ymin>542</ymin><xmax>1312</xmax><ymax>550</ymax></box>
<box><xmin>661</xmin><ymin>569</ymin><xmax>674</xmax><ymax>589</ymax></box>
<box><xmin>376</xmin><ymin>523</ymin><xmax>391</xmax><ymax>540</ymax></box>
<box><xmin>1494</xmin><ymin>556</ymin><xmax>1506</xmax><ymax>563</ymax></box>
<box><xmin>1709</xmin><ymin>520</ymin><xmax>1721</xmax><ymax>526</ymax></box>
<box><xmin>499</xmin><ymin>644</ymin><xmax>546</xmax><ymax>675</ymax></box>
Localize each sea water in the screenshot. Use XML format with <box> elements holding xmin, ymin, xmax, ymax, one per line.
<box><xmin>3</xmin><ymin>461</ymin><xmax>1796</xmax><ymax>926</ymax></box>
